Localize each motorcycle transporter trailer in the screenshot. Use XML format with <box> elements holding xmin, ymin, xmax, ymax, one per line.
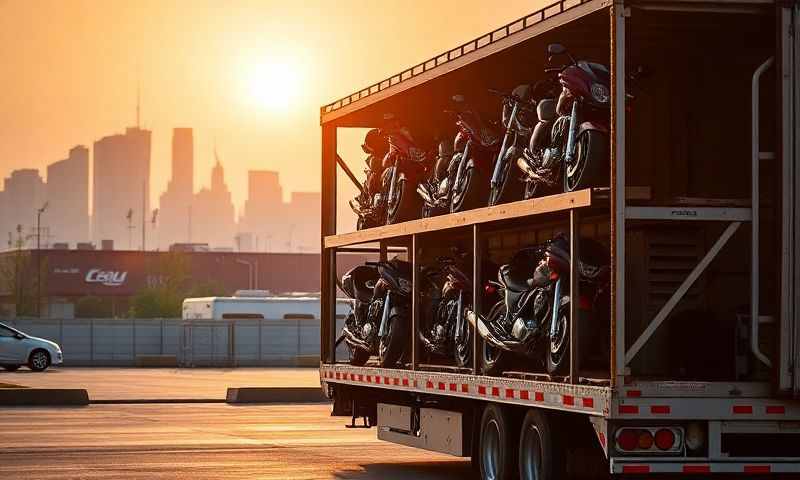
<box><xmin>319</xmin><ymin>0</ymin><xmax>800</xmax><ymax>477</ymax></box>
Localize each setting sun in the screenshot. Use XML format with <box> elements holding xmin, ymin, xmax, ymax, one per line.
<box><xmin>246</xmin><ymin>58</ymin><xmax>302</xmax><ymax>111</ymax></box>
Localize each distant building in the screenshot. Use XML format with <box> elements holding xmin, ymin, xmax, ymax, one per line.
<box><xmin>239</xmin><ymin>170</ymin><xmax>283</xmax><ymax>252</ymax></box>
<box><xmin>0</xmin><ymin>249</ymin><xmax>367</xmax><ymax>318</ymax></box>
<box><xmin>92</xmin><ymin>127</ymin><xmax>151</xmax><ymax>249</ymax></box>
<box><xmin>287</xmin><ymin>192</ymin><xmax>320</xmax><ymax>252</ymax></box>
<box><xmin>46</xmin><ymin>145</ymin><xmax>90</xmax><ymax>246</ymax></box>
<box><xmin>157</xmin><ymin>128</ymin><xmax>194</xmax><ymax>249</ymax></box>
<box><xmin>0</xmin><ymin>169</ymin><xmax>46</xmax><ymax>247</ymax></box>
<box><xmin>192</xmin><ymin>152</ymin><xmax>235</xmax><ymax>249</ymax></box>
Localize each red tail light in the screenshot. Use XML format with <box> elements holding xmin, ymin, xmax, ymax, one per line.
<box><xmin>616</xmin><ymin>427</ymin><xmax>683</xmax><ymax>454</ymax></box>
<box><xmin>484</xmin><ymin>283</ymin><xmax>497</xmax><ymax>295</ymax></box>
<box><xmin>616</xmin><ymin>429</ymin><xmax>638</xmax><ymax>451</ymax></box>
<box><xmin>637</xmin><ymin>430</ymin><xmax>654</xmax><ymax>450</ymax></box>
<box><xmin>655</xmin><ymin>428</ymin><xmax>676</xmax><ymax>451</ymax></box>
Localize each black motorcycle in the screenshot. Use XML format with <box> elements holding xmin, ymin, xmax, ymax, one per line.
<box><xmin>467</xmin><ymin>234</ymin><xmax>610</xmax><ymax>376</ymax></box>
<box><xmin>517</xmin><ymin>44</ymin><xmax>611</xmax><ymax>199</ymax></box>
<box><xmin>338</xmin><ymin>258</ymin><xmax>413</xmax><ymax>368</ymax></box>
<box><xmin>418</xmin><ymin>94</ymin><xmax>499</xmax><ymax>216</ymax></box>
<box><xmin>350</xmin><ymin>128</ymin><xmax>391</xmax><ymax>230</ymax></box>
<box><xmin>486</xmin><ymin>85</ymin><xmax>539</xmax><ymax>206</ymax></box>
<box><xmin>418</xmin><ymin>253</ymin><xmax>493</xmax><ymax>368</ymax></box>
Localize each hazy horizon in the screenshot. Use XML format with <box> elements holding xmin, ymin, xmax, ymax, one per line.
<box><xmin>0</xmin><ymin>0</ymin><xmax>540</xmax><ymax>214</ymax></box>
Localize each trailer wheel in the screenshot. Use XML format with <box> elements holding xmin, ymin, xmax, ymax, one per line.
<box><xmin>518</xmin><ymin>409</ymin><xmax>564</xmax><ymax>480</ymax></box>
<box><xmin>479</xmin><ymin>404</ymin><xmax>517</xmax><ymax>480</ymax></box>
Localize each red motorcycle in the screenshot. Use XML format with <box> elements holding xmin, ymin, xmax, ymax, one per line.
<box><xmin>381</xmin><ymin>116</ymin><xmax>430</xmax><ymax>224</ymax></box>
<box><xmin>350</xmin><ymin>115</ymin><xmax>430</xmax><ymax>227</ymax></box>
<box><xmin>517</xmin><ymin>44</ymin><xmax>610</xmax><ymax>197</ymax></box>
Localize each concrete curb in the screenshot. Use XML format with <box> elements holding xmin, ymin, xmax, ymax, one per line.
<box><xmin>0</xmin><ymin>388</ymin><xmax>89</xmax><ymax>406</ymax></box>
<box><xmin>91</xmin><ymin>398</ymin><xmax>226</xmax><ymax>404</ymax></box>
<box><xmin>226</xmin><ymin>387</ymin><xmax>328</xmax><ymax>404</ymax></box>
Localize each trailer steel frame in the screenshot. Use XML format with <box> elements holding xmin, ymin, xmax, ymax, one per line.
<box><xmin>319</xmin><ymin>0</ymin><xmax>800</xmax><ymax>474</ymax></box>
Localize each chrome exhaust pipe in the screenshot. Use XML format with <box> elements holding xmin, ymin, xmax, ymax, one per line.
<box><xmin>416</xmin><ymin>184</ymin><xmax>434</xmax><ymax>204</ymax></box>
<box><xmin>466</xmin><ymin>310</ymin><xmax>513</xmax><ymax>351</ymax></box>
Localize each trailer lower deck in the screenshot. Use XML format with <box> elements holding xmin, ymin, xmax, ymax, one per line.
<box><xmin>321</xmin><ymin>363</ymin><xmax>800</xmax><ymax>475</ymax></box>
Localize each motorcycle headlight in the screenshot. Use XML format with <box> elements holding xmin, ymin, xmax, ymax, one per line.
<box><xmin>591</xmin><ymin>83</ymin><xmax>610</xmax><ymax>103</ymax></box>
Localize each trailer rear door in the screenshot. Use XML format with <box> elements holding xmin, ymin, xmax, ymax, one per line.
<box><xmin>781</xmin><ymin>1</ymin><xmax>800</xmax><ymax>396</ymax></box>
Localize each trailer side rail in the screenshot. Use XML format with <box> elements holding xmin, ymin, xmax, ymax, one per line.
<box><xmin>320</xmin><ymin>364</ymin><xmax>610</xmax><ymax>416</ymax></box>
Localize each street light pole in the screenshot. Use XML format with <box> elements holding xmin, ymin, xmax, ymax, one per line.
<box><xmin>36</xmin><ymin>202</ymin><xmax>48</xmax><ymax>317</ymax></box>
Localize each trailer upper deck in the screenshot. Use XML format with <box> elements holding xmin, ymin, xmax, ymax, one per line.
<box><xmin>319</xmin><ymin>0</ymin><xmax>775</xmax><ymax>127</ymax></box>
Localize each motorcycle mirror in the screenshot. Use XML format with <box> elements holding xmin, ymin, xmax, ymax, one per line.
<box><xmin>547</xmin><ymin>43</ymin><xmax>567</xmax><ymax>56</ymax></box>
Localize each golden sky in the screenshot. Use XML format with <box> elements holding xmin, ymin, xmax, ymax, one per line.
<box><xmin>0</xmin><ymin>0</ymin><xmax>540</xmax><ymax>214</ymax></box>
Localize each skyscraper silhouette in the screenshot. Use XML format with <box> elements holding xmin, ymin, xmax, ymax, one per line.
<box><xmin>239</xmin><ymin>170</ymin><xmax>282</xmax><ymax>251</ymax></box>
<box><xmin>158</xmin><ymin>128</ymin><xmax>194</xmax><ymax>248</ymax></box>
<box><xmin>92</xmin><ymin>127</ymin><xmax>151</xmax><ymax>249</ymax></box>
<box><xmin>0</xmin><ymin>169</ymin><xmax>46</xmax><ymax>247</ymax></box>
<box><xmin>192</xmin><ymin>150</ymin><xmax>235</xmax><ymax>248</ymax></box>
<box><xmin>46</xmin><ymin>145</ymin><xmax>90</xmax><ymax>245</ymax></box>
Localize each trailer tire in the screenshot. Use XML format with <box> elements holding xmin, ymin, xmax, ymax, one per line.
<box><xmin>479</xmin><ymin>404</ymin><xmax>517</xmax><ymax>480</ymax></box>
<box><xmin>518</xmin><ymin>409</ymin><xmax>565</xmax><ymax>480</ymax></box>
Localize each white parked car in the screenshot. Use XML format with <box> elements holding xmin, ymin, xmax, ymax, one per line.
<box><xmin>0</xmin><ymin>322</ymin><xmax>63</xmax><ymax>372</ymax></box>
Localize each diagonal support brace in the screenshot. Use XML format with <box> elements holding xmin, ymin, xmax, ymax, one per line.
<box><xmin>337</xmin><ymin>154</ymin><xmax>365</xmax><ymax>195</ymax></box>
<box><xmin>625</xmin><ymin>221</ymin><xmax>742</xmax><ymax>365</ymax></box>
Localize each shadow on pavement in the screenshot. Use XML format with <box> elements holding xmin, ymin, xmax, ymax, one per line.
<box><xmin>333</xmin><ymin>460</ymin><xmax>475</xmax><ymax>480</ymax></box>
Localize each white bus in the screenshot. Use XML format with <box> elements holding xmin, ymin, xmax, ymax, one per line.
<box><xmin>182</xmin><ymin>293</ymin><xmax>351</xmax><ymax>321</ymax></box>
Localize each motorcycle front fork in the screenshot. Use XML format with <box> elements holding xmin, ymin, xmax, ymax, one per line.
<box><xmin>386</xmin><ymin>162</ymin><xmax>399</xmax><ymax>208</ymax></box>
<box><xmin>491</xmin><ymin>102</ymin><xmax>520</xmax><ymax>188</ymax></box>
<box><xmin>562</xmin><ymin>101</ymin><xmax>579</xmax><ymax>189</ymax></box>
<box><xmin>549</xmin><ymin>277</ymin><xmax>563</xmax><ymax>340</ymax></box>
<box><xmin>452</xmin><ymin>140</ymin><xmax>472</xmax><ymax>193</ymax></box>
<box><xmin>453</xmin><ymin>291</ymin><xmax>464</xmax><ymax>342</ymax></box>
<box><xmin>378</xmin><ymin>291</ymin><xmax>392</xmax><ymax>338</ymax></box>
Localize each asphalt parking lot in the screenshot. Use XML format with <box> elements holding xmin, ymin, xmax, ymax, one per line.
<box><xmin>0</xmin><ymin>403</ymin><xmax>472</xmax><ymax>480</ymax></box>
<box><xmin>1</xmin><ymin>367</ymin><xmax>320</xmax><ymax>400</ymax></box>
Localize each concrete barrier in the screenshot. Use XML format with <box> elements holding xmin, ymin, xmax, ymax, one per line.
<box><xmin>0</xmin><ymin>388</ymin><xmax>89</xmax><ymax>406</ymax></box>
<box><xmin>135</xmin><ymin>355</ymin><xmax>178</xmax><ymax>367</ymax></box>
<box><xmin>226</xmin><ymin>387</ymin><xmax>328</xmax><ymax>404</ymax></box>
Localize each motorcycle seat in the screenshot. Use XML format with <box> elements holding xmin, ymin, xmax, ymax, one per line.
<box><xmin>499</xmin><ymin>264</ymin><xmax>534</xmax><ymax>293</ymax></box>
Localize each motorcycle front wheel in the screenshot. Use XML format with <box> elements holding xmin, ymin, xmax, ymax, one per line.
<box><xmin>481</xmin><ymin>302</ymin><xmax>508</xmax><ymax>376</ymax></box>
<box><xmin>386</xmin><ymin>178</ymin><xmax>420</xmax><ymax>225</ymax></box>
<box><xmin>453</xmin><ymin>302</ymin><xmax>472</xmax><ymax>368</ymax></box>
<box><xmin>450</xmin><ymin>167</ymin><xmax>487</xmax><ymax>213</ymax></box>
<box><xmin>564</xmin><ymin>129</ymin><xmax>608</xmax><ymax>192</ymax></box>
<box><xmin>421</xmin><ymin>202</ymin><xmax>435</xmax><ymax>219</ymax></box>
<box><xmin>379</xmin><ymin>310</ymin><xmax>408</xmax><ymax>368</ymax></box>
<box><xmin>488</xmin><ymin>160</ymin><xmax>523</xmax><ymax>207</ymax></box>
<box><xmin>348</xmin><ymin>345</ymin><xmax>371</xmax><ymax>366</ymax></box>
<box><xmin>547</xmin><ymin>298</ymin><xmax>584</xmax><ymax>376</ymax></box>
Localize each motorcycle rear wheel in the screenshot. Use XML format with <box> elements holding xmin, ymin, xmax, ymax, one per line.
<box><xmin>481</xmin><ymin>302</ymin><xmax>508</xmax><ymax>376</ymax></box>
<box><xmin>565</xmin><ymin>129</ymin><xmax>608</xmax><ymax>192</ymax></box>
